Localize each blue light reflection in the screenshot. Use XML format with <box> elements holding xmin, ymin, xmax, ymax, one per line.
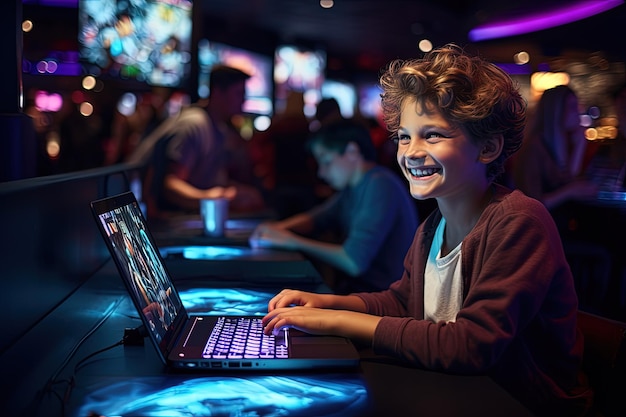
<box><xmin>182</xmin><ymin>246</ymin><xmax>249</xmax><ymax>260</ymax></box>
<box><xmin>75</xmin><ymin>374</ymin><xmax>369</xmax><ymax>416</ymax></box>
<box><xmin>179</xmin><ymin>288</ymin><xmax>274</xmax><ymax>316</ymax></box>
<box><xmin>118</xmin><ymin>288</ymin><xmax>274</xmax><ymax>317</ymax></box>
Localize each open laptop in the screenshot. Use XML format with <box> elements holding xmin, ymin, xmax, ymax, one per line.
<box><xmin>90</xmin><ymin>191</ymin><xmax>360</xmax><ymax>371</ymax></box>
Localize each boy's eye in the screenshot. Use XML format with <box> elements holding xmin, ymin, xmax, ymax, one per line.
<box><xmin>425</xmin><ymin>131</ymin><xmax>445</xmax><ymax>142</ymax></box>
<box><xmin>396</xmin><ymin>134</ymin><xmax>410</xmax><ymax>145</ymax></box>
<box><xmin>395</xmin><ymin>131</ymin><xmax>446</xmax><ymax>145</ymax></box>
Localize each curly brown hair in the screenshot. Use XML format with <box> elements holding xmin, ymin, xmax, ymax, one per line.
<box><xmin>379</xmin><ymin>44</ymin><xmax>527</xmax><ymax>181</ymax></box>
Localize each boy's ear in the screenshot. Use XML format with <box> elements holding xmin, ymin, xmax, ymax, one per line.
<box><xmin>479</xmin><ymin>134</ymin><xmax>504</xmax><ymax>164</ymax></box>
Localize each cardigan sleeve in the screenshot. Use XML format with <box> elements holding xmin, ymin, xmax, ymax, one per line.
<box><xmin>361</xmin><ymin>195</ymin><xmax>576</xmax><ymax>374</ymax></box>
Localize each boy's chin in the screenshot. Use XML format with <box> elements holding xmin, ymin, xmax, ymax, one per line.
<box><xmin>408</xmin><ymin>187</ymin><xmax>433</xmax><ymax>200</ymax></box>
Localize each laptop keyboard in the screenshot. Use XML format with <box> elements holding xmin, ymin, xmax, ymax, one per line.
<box><xmin>203</xmin><ymin>317</ymin><xmax>289</xmax><ymax>359</ymax></box>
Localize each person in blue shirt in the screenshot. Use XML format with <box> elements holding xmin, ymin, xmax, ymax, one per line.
<box><xmin>249</xmin><ymin>118</ymin><xmax>419</xmax><ymax>294</ymax></box>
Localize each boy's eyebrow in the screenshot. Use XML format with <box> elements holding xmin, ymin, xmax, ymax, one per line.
<box><xmin>398</xmin><ymin>124</ymin><xmax>451</xmax><ymax>133</ymax></box>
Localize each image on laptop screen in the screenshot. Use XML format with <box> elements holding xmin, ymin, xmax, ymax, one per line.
<box><xmin>96</xmin><ymin>200</ymin><xmax>183</xmax><ymax>343</ymax></box>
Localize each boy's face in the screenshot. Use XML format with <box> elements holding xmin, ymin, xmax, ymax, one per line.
<box><xmin>395</xmin><ymin>99</ymin><xmax>487</xmax><ymax>200</ymax></box>
<box><xmin>311</xmin><ymin>143</ymin><xmax>355</xmax><ymax>190</ymax></box>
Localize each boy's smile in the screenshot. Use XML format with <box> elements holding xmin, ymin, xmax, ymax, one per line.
<box><xmin>406</xmin><ymin>165</ymin><xmax>442</xmax><ymax>179</ymax></box>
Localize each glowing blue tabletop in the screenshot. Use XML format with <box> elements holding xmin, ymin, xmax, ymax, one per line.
<box><xmin>4</xmin><ymin>258</ymin><xmax>535</xmax><ymax>417</ymax></box>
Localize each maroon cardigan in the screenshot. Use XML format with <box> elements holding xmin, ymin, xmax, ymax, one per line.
<box><xmin>356</xmin><ymin>185</ymin><xmax>593</xmax><ymax>416</ymax></box>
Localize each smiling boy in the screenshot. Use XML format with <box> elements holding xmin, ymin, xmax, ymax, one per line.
<box><xmin>262</xmin><ymin>44</ymin><xmax>594</xmax><ymax>416</ymax></box>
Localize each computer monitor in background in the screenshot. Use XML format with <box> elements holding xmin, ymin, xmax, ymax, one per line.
<box><xmin>197</xmin><ymin>39</ymin><xmax>274</xmax><ymax>116</ymax></box>
<box><xmin>274</xmin><ymin>45</ymin><xmax>326</xmax><ymax>117</ymax></box>
<box><xmin>78</xmin><ymin>0</ymin><xmax>193</xmax><ymax>88</ymax></box>
<box><xmin>321</xmin><ymin>79</ymin><xmax>357</xmax><ymax>119</ymax></box>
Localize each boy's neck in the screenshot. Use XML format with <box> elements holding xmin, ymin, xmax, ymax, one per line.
<box><xmin>438</xmin><ymin>183</ymin><xmax>494</xmax><ymax>252</ymax></box>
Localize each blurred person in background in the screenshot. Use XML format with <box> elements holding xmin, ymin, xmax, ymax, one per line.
<box><xmin>250</xmin><ymin>91</ymin><xmax>318</xmax><ymax>219</ymax></box>
<box><xmin>510</xmin><ymin>85</ymin><xmax>598</xmax><ymax>209</ymax></box>
<box><xmin>104</xmin><ymin>87</ymin><xmax>173</xmax><ymax>166</ymax></box>
<box><xmin>249</xmin><ymin>118</ymin><xmax>419</xmax><ymax>294</ymax></box>
<box><xmin>128</xmin><ymin>65</ymin><xmax>266</xmax><ymax>217</ymax></box>
<box><xmin>510</xmin><ymin>85</ymin><xmax>613</xmax><ymax>317</ymax></box>
<box><xmin>314</xmin><ymin>97</ymin><xmax>344</xmax><ymax>129</ymax></box>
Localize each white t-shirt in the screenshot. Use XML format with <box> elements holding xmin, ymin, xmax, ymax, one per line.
<box><xmin>424</xmin><ymin>218</ymin><xmax>464</xmax><ymax>323</ymax></box>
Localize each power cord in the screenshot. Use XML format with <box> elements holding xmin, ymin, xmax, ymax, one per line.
<box><xmin>60</xmin><ymin>338</ymin><xmax>126</xmax><ymax>415</ymax></box>
<box><xmin>57</xmin><ymin>325</ymin><xmax>147</xmax><ymax>415</ymax></box>
<box><xmin>26</xmin><ymin>298</ymin><xmax>148</xmax><ymax>417</ymax></box>
<box><xmin>53</xmin><ymin>324</ymin><xmax>147</xmax><ymax>417</ymax></box>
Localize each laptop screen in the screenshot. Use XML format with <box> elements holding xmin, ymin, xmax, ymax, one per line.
<box><xmin>92</xmin><ymin>192</ymin><xmax>187</xmax><ymax>356</ymax></box>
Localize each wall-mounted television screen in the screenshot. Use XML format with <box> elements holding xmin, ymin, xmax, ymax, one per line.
<box><xmin>78</xmin><ymin>0</ymin><xmax>193</xmax><ymax>87</ymax></box>
<box><xmin>274</xmin><ymin>45</ymin><xmax>326</xmax><ymax>116</ymax></box>
<box><xmin>197</xmin><ymin>39</ymin><xmax>273</xmax><ymax>116</ymax></box>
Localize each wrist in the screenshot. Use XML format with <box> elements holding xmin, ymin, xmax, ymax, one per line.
<box><xmin>336</xmin><ymin>310</ymin><xmax>379</xmax><ymax>341</ymax></box>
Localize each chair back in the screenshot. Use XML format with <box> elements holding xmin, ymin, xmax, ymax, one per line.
<box><xmin>577</xmin><ymin>310</ymin><xmax>626</xmax><ymax>417</ymax></box>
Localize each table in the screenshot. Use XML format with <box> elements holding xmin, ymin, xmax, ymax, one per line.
<box><xmin>147</xmin><ymin>213</ymin><xmax>324</xmax><ymax>285</ymax></box>
<box><xmin>2</xmin><ymin>259</ymin><xmax>535</xmax><ymax>417</ymax></box>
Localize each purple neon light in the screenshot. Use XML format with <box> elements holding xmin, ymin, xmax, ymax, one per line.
<box><xmin>469</xmin><ymin>0</ymin><xmax>624</xmax><ymax>41</ymax></box>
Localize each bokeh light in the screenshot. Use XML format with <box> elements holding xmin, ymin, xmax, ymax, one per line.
<box><xmin>79</xmin><ymin>101</ymin><xmax>94</xmax><ymax>116</ymax></box>
<box><xmin>418</xmin><ymin>39</ymin><xmax>433</xmax><ymax>53</ymax></box>
<box><xmin>82</xmin><ymin>75</ymin><xmax>97</xmax><ymax>90</ymax></box>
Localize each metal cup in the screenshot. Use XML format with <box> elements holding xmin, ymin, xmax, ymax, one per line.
<box><xmin>200</xmin><ymin>198</ymin><xmax>228</xmax><ymax>237</ymax></box>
